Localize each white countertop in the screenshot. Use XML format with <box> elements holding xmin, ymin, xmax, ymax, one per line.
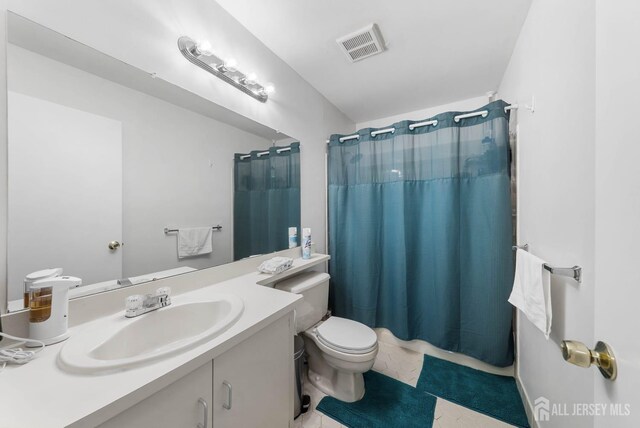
<box><xmin>0</xmin><ymin>265</ymin><xmax>307</xmax><ymax>428</ymax></box>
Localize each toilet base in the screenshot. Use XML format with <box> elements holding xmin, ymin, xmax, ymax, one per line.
<box><xmin>307</xmin><ymin>365</ymin><xmax>365</xmax><ymax>403</ymax></box>
<box><xmin>303</xmin><ymin>335</ymin><xmax>369</xmax><ymax>403</ymax></box>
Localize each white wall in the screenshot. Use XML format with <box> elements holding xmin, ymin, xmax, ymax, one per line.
<box><xmin>356</xmin><ymin>96</ymin><xmax>488</xmax><ymax>130</ymax></box>
<box><xmin>8</xmin><ymin>45</ymin><xmax>272</xmax><ymax>285</ymax></box>
<box><xmin>498</xmin><ymin>0</ymin><xmax>596</xmax><ymax>426</ymax></box>
<box><xmin>594</xmin><ymin>1</ymin><xmax>640</xmax><ymax>426</ymax></box>
<box><xmin>0</xmin><ymin>6</ymin><xmax>8</xmax><ymax>313</ymax></box>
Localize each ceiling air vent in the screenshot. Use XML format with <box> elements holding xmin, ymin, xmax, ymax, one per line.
<box><xmin>336</xmin><ymin>23</ymin><xmax>386</xmax><ymax>63</ymax></box>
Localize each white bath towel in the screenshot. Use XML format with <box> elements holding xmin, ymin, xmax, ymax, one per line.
<box><xmin>177</xmin><ymin>227</ymin><xmax>213</xmax><ymax>259</ymax></box>
<box><xmin>508</xmin><ymin>249</ymin><xmax>552</xmax><ymax>339</ymax></box>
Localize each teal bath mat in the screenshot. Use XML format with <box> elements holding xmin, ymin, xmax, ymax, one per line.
<box><xmin>417</xmin><ymin>355</ymin><xmax>529</xmax><ymax>427</ymax></box>
<box><xmin>316</xmin><ymin>370</ymin><xmax>437</xmax><ymax>428</ymax></box>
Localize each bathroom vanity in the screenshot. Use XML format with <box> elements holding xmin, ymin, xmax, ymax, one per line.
<box><xmin>0</xmin><ymin>253</ymin><xmax>330</xmax><ymax>428</ymax></box>
<box><xmin>98</xmin><ymin>315</ymin><xmax>291</xmax><ymax>428</ymax></box>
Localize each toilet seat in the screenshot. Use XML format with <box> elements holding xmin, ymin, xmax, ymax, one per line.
<box><xmin>315</xmin><ymin>317</ymin><xmax>377</xmax><ymax>355</ymax></box>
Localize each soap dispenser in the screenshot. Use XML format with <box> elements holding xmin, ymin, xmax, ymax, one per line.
<box><xmin>23</xmin><ymin>267</ymin><xmax>63</xmax><ymax>307</ymax></box>
<box><xmin>27</xmin><ymin>276</ymin><xmax>81</xmax><ymax>346</ymax></box>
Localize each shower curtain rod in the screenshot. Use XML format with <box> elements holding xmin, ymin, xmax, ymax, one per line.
<box><xmin>238</xmin><ymin>146</ymin><xmax>291</xmax><ymax>160</ymax></box>
<box><xmin>326</xmin><ymin>104</ymin><xmax>517</xmax><ymax>144</ymax></box>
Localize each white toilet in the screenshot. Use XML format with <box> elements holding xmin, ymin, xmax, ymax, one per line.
<box><xmin>275</xmin><ymin>271</ymin><xmax>378</xmax><ymax>402</ymax></box>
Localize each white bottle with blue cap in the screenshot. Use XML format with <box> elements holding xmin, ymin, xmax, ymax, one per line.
<box><xmin>302</xmin><ymin>228</ymin><xmax>312</xmax><ymax>259</ymax></box>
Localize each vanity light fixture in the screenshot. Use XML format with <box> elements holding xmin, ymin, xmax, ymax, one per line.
<box><xmin>195</xmin><ymin>39</ymin><xmax>213</xmax><ymax>55</ymax></box>
<box><xmin>178</xmin><ymin>36</ymin><xmax>274</xmax><ymax>102</ymax></box>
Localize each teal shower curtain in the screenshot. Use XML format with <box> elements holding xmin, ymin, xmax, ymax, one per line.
<box><xmin>328</xmin><ymin>100</ymin><xmax>514</xmax><ymax>367</ymax></box>
<box><xmin>234</xmin><ymin>142</ymin><xmax>301</xmax><ymax>260</ymax></box>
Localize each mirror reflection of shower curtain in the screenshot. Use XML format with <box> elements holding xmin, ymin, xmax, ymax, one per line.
<box><xmin>328</xmin><ymin>101</ymin><xmax>514</xmax><ymax>367</ymax></box>
<box><xmin>233</xmin><ymin>143</ymin><xmax>301</xmax><ymax>260</ymax></box>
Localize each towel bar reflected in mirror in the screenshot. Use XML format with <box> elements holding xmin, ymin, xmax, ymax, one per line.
<box><xmin>164</xmin><ymin>225</ymin><xmax>223</xmax><ymax>234</ymax></box>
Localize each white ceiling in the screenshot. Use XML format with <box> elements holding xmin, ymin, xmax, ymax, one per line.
<box><xmin>215</xmin><ymin>0</ymin><xmax>532</xmax><ymax>123</ymax></box>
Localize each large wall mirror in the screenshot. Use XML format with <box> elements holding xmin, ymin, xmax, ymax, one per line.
<box><xmin>5</xmin><ymin>13</ymin><xmax>301</xmax><ymax>312</ymax></box>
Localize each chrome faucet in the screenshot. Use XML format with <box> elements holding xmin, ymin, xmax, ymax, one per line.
<box><xmin>125</xmin><ymin>287</ymin><xmax>171</xmax><ymax>318</ymax></box>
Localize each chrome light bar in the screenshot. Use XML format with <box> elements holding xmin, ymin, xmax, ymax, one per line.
<box><xmin>177</xmin><ymin>36</ymin><xmax>273</xmax><ymax>103</ymax></box>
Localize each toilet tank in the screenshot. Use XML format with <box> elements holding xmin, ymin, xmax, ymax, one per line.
<box><xmin>275</xmin><ymin>272</ymin><xmax>329</xmax><ymax>333</ymax></box>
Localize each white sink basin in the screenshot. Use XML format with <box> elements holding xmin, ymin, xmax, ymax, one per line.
<box><xmin>59</xmin><ymin>294</ymin><xmax>244</xmax><ymax>373</ymax></box>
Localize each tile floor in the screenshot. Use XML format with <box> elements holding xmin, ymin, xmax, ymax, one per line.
<box><xmin>296</xmin><ymin>341</ymin><xmax>513</xmax><ymax>428</ymax></box>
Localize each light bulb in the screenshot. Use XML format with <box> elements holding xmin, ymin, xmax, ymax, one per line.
<box><xmin>195</xmin><ymin>40</ymin><xmax>212</xmax><ymax>55</ymax></box>
<box><xmin>264</xmin><ymin>82</ymin><xmax>275</xmax><ymax>94</ymax></box>
<box><xmin>245</xmin><ymin>72</ymin><xmax>257</xmax><ymax>85</ymax></box>
<box><xmin>224</xmin><ymin>58</ymin><xmax>238</xmax><ymax>72</ymax></box>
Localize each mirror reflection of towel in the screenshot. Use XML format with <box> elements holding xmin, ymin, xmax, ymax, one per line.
<box><xmin>177</xmin><ymin>227</ymin><xmax>213</xmax><ymax>258</ymax></box>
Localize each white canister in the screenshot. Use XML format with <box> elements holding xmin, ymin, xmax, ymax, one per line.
<box><xmin>288</xmin><ymin>227</ymin><xmax>298</xmax><ymax>249</ymax></box>
<box><xmin>302</xmin><ymin>228</ymin><xmax>311</xmax><ymax>259</ymax></box>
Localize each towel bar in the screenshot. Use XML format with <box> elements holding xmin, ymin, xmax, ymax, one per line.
<box><xmin>164</xmin><ymin>225</ymin><xmax>222</xmax><ymax>234</ymax></box>
<box><xmin>512</xmin><ymin>244</ymin><xmax>582</xmax><ymax>283</ymax></box>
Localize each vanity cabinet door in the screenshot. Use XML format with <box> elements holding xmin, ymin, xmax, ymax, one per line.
<box><xmin>97</xmin><ymin>361</ymin><xmax>213</xmax><ymax>428</ymax></box>
<box><xmin>213</xmin><ymin>313</ymin><xmax>294</xmax><ymax>428</ymax></box>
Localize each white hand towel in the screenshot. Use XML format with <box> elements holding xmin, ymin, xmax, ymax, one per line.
<box><xmin>177</xmin><ymin>227</ymin><xmax>213</xmax><ymax>259</ymax></box>
<box><xmin>508</xmin><ymin>249</ymin><xmax>552</xmax><ymax>339</ymax></box>
<box><xmin>258</xmin><ymin>257</ymin><xmax>294</xmax><ymax>274</ymax></box>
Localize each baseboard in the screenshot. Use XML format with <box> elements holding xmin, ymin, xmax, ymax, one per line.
<box><xmin>375</xmin><ymin>328</ymin><xmax>514</xmax><ymax>377</ymax></box>
<box><xmin>515</xmin><ymin>374</ymin><xmax>539</xmax><ymax>428</ymax></box>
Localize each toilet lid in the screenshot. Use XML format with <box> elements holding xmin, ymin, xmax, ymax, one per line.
<box><xmin>316</xmin><ymin>317</ymin><xmax>377</xmax><ymax>354</ymax></box>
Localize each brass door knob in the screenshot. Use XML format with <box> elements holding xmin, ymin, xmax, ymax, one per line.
<box><xmin>561</xmin><ymin>340</ymin><xmax>617</xmax><ymax>380</ymax></box>
<box><xmin>108</xmin><ymin>241</ymin><xmax>121</xmax><ymax>250</ymax></box>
